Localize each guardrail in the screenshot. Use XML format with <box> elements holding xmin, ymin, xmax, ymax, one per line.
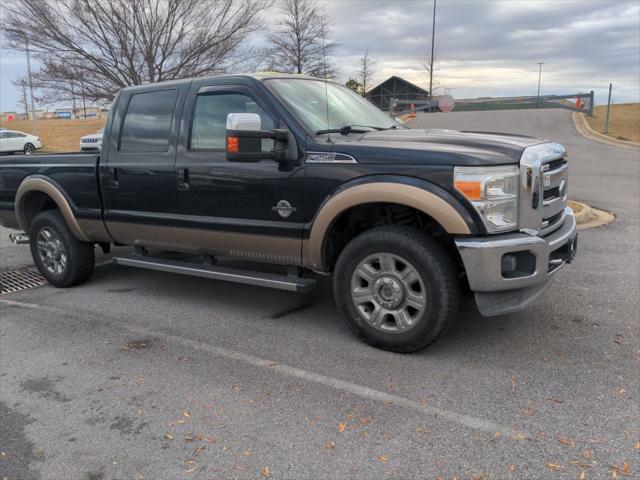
<box><xmin>392</xmin><ymin>91</ymin><xmax>594</xmax><ymax>116</ymax></box>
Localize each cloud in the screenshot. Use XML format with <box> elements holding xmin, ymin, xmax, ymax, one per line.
<box><xmin>324</xmin><ymin>0</ymin><xmax>640</xmax><ymax>103</ymax></box>
<box><xmin>1</xmin><ymin>0</ymin><xmax>638</xmax><ymax>111</ymax></box>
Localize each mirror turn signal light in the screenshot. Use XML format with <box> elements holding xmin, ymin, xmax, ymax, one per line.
<box><xmin>227</xmin><ymin>136</ymin><xmax>239</xmax><ymax>153</ymax></box>
<box><xmin>454</xmin><ymin>180</ymin><xmax>481</xmax><ymax>201</ymax></box>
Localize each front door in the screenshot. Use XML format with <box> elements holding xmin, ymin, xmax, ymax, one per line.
<box><xmin>175</xmin><ymin>82</ymin><xmax>305</xmax><ymax>265</ymax></box>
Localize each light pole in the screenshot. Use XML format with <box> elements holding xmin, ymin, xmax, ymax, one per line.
<box><xmin>428</xmin><ymin>0</ymin><xmax>437</xmax><ymax>98</ymax></box>
<box><xmin>536</xmin><ymin>62</ymin><xmax>543</xmax><ymax>108</ymax></box>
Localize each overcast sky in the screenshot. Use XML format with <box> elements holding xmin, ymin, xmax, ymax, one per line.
<box><xmin>1</xmin><ymin>0</ymin><xmax>638</xmax><ymax>112</ymax></box>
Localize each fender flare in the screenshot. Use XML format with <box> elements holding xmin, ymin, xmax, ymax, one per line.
<box><xmin>302</xmin><ymin>176</ymin><xmax>476</xmax><ymax>271</ymax></box>
<box><xmin>15</xmin><ymin>175</ymin><xmax>91</xmax><ymax>241</ymax></box>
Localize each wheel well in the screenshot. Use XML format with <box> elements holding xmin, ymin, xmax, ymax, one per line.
<box><xmin>21</xmin><ymin>191</ymin><xmax>59</xmax><ymax>230</ymax></box>
<box><xmin>323</xmin><ymin>202</ymin><xmax>463</xmax><ymax>273</ymax></box>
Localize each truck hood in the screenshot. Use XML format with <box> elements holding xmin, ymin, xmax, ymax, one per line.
<box><xmin>329</xmin><ymin>128</ymin><xmax>548</xmax><ymax>166</ymax></box>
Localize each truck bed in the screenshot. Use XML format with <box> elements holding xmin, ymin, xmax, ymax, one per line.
<box><xmin>0</xmin><ymin>152</ymin><xmax>101</xmax><ymax>231</ymax></box>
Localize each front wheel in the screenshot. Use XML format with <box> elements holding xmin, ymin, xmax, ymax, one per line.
<box><xmin>333</xmin><ymin>226</ymin><xmax>460</xmax><ymax>353</ymax></box>
<box><xmin>30</xmin><ymin>210</ymin><xmax>95</xmax><ymax>287</ymax></box>
<box><xmin>23</xmin><ymin>143</ymin><xmax>36</xmax><ymax>155</ymax></box>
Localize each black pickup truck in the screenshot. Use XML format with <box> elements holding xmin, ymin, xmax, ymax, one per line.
<box><xmin>0</xmin><ymin>73</ymin><xmax>577</xmax><ymax>352</ymax></box>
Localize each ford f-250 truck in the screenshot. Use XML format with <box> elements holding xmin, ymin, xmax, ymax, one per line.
<box><xmin>0</xmin><ymin>73</ymin><xmax>577</xmax><ymax>352</ymax></box>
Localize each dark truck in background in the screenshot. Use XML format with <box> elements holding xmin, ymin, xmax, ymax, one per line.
<box><xmin>0</xmin><ymin>73</ymin><xmax>577</xmax><ymax>352</ymax></box>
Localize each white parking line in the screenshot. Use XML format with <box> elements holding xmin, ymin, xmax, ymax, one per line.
<box><xmin>1</xmin><ymin>298</ymin><xmax>524</xmax><ymax>439</ymax></box>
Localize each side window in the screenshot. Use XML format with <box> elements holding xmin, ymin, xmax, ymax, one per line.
<box><xmin>190</xmin><ymin>93</ymin><xmax>275</xmax><ymax>150</ymax></box>
<box><xmin>120</xmin><ymin>89</ymin><xmax>178</xmax><ymax>152</ymax></box>
<box><xmin>0</xmin><ymin>132</ymin><xmax>7</xmax><ymax>139</ymax></box>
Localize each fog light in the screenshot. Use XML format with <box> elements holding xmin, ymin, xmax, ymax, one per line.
<box><xmin>501</xmin><ymin>251</ymin><xmax>536</xmax><ymax>278</ymax></box>
<box><xmin>501</xmin><ymin>253</ymin><xmax>518</xmax><ymax>274</ymax></box>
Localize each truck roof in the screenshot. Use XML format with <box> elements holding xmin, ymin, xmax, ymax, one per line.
<box><xmin>120</xmin><ymin>72</ymin><xmax>333</xmax><ymax>94</ymax></box>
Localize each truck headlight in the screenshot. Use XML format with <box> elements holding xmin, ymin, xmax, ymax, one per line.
<box><xmin>454</xmin><ymin>165</ymin><xmax>519</xmax><ymax>233</ymax></box>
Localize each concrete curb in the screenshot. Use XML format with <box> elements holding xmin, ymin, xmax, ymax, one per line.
<box><xmin>568</xmin><ymin>200</ymin><xmax>615</xmax><ymax>230</ymax></box>
<box><xmin>571</xmin><ymin>112</ymin><xmax>640</xmax><ymax>150</ymax></box>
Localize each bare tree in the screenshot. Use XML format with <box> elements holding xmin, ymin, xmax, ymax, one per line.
<box><xmin>266</xmin><ymin>0</ymin><xmax>338</xmax><ymax>78</ymax></box>
<box><xmin>3</xmin><ymin>0</ymin><xmax>272</xmax><ymax>103</ymax></box>
<box><xmin>420</xmin><ymin>53</ymin><xmax>440</xmax><ymax>96</ymax></box>
<box><xmin>11</xmin><ymin>77</ymin><xmax>31</xmax><ymax>116</ymax></box>
<box><xmin>359</xmin><ymin>48</ymin><xmax>375</xmax><ymax>94</ymax></box>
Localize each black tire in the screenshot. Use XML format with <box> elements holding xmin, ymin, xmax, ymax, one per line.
<box><xmin>333</xmin><ymin>225</ymin><xmax>460</xmax><ymax>353</ymax></box>
<box><xmin>23</xmin><ymin>143</ymin><xmax>36</xmax><ymax>155</ymax></box>
<box><xmin>29</xmin><ymin>210</ymin><xmax>95</xmax><ymax>287</ymax></box>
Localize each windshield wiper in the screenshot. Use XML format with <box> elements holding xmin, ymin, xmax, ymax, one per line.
<box><xmin>315</xmin><ymin>125</ymin><xmax>371</xmax><ymax>135</ymax></box>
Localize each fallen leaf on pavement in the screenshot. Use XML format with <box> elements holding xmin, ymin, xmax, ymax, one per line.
<box><xmin>377</xmin><ymin>455</ymin><xmax>389</xmax><ymax>462</ymax></box>
<box><xmin>163</xmin><ymin>433</ymin><xmax>174</xmax><ymax>440</ymax></box>
<box><xmin>261</xmin><ymin>466</ymin><xmax>271</xmax><ymax>478</ymax></box>
<box><xmin>583</xmin><ymin>450</ymin><xmax>591</xmax><ymax>459</ymax></box>
<box><xmin>193</xmin><ymin>446</ymin><xmax>206</xmax><ymax>455</ymax></box>
<box><xmin>243</xmin><ymin>450</ymin><xmax>254</xmax><ymax>457</ymax></box>
<box><xmin>338</xmin><ymin>422</ymin><xmax>347</xmax><ymax>433</ymax></box>
<box><xmin>547</xmin><ymin>463</ymin><xmax>562</xmax><ymax>471</ymax></box>
<box><xmin>580</xmin><ymin>471</ymin><xmax>586</xmax><ymax>480</ymax></box>
<box><xmin>508</xmin><ymin>464</ymin><xmax>516</xmax><ymax>472</ymax></box>
<box><xmin>571</xmin><ymin>461</ymin><xmax>594</xmax><ymax>468</ymax></box>
<box><xmin>324</xmin><ymin>441</ymin><xmax>336</xmax><ymax>449</ymax></box>
<box><xmin>492</xmin><ymin>431</ymin><xmax>502</xmax><ymax>442</ymax></box>
<box><xmin>635</xmin><ymin>441</ymin><xmax>640</xmax><ymax>450</ymax></box>
<box><xmin>183</xmin><ymin>410</ymin><xmax>190</xmax><ymax>418</ymax></box>
<box><xmin>557</xmin><ymin>436</ymin><xmax>576</xmax><ymax>447</ymax></box>
<box><xmin>547</xmin><ymin>396</ymin><xmax>565</xmax><ymax>404</ymax></box>
<box><xmin>195</xmin><ymin>434</ymin><xmax>213</xmax><ymax>443</ymax></box>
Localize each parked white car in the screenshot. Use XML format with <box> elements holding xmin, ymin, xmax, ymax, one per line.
<box><xmin>0</xmin><ymin>129</ymin><xmax>42</xmax><ymax>154</ymax></box>
<box><xmin>79</xmin><ymin>128</ymin><xmax>104</xmax><ymax>152</ymax></box>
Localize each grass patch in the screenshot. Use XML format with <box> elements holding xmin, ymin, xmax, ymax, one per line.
<box><xmin>584</xmin><ymin>103</ymin><xmax>639</xmax><ymax>144</ymax></box>
<box><xmin>0</xmin><ymin>118</ymin><xmax>105</xmax><ymax>152</ymax></box>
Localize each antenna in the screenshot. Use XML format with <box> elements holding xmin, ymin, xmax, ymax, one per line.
<box><xmin>320</xmin><ymin>23</ymin><xmax>331</xmax><ymax>142</ymax></box>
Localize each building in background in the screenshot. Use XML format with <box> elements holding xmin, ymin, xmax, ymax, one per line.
<box><xmin>365</xmin><ymin>76</ymin><xmax>429</xmax><ymax>111</ymax></box>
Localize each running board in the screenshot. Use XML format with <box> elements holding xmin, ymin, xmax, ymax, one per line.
<box><xmin>112</xmin><ymin>254</ymin><xmax>316</xmax><ymax>293</ymax></box>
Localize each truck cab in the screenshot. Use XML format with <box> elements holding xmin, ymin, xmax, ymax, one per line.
<box><xmin>0</xmin><ymin>73</ymin><xmax>577</xmax><ymax>352</ymax></box>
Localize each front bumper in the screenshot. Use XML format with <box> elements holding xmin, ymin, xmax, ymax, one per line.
<box><xmin>455</xmin><ymin>207</ymin><xmax>577</xmax><ymax>316</ymax></box>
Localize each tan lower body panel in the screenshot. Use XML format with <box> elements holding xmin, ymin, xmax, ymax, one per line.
<box><xmin>106</xmin><ymin>221</ymin><xmax>302</xmax><ymax>266</ymax></box>
<box><xmin>77</xmin><ymin>218</ymin><xmax>112</xmax><ymax>243</ymax></box>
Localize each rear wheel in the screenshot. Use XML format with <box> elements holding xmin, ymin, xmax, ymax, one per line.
<box><xmin>333</xmin><ymin>226</ymin><xmax>460</xmax><ymax>353</ymax></box>
<box><xmin>29</xmin><ymin>210</ymin><xmax>95</xmax><ymax>287</ymax></box>
<box><xmin>23</xmin><ymin>143</ymin><xmax>36</xmax><ymax>155</ymax></box>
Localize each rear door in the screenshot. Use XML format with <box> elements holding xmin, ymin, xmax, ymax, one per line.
<box><xmin>0</xmin><ymin>131</ymin><xmax>9</xmax><ymax>152</ymax></box>
<box><xmin>102</xmin><ymin>85</ymin><xmax>188</xmax><ymax>248</ymax></box>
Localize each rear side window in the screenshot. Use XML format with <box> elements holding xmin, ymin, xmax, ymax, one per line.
<box><xmin>120</xmin><ymin>89</ymin><xmax>178</xmax><ymax>152</ymax></box>
<box><xmin>190</xmin><ymin>93</ymin><xmax>275</xmax><ymax>150</ymax></box>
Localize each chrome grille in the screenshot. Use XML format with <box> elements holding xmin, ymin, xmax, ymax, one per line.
<box><xmin>541</xmin><ymin>158</ymin><xmax>568</xmax><ymax>235</ymax></box>
<box><xmin>519</xmin><ymin>142</ymin><xmax>569</xmax><ymax>236</ymax></box>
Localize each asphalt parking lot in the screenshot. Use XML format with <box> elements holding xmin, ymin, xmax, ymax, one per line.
<box><xmin>1</xmin><ymin>109</ymin><xmax>638</xmax><ymax>480</ymax></box>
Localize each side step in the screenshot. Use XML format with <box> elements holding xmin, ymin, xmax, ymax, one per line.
<box><xmin>112</xmin><ymin>254</ymin><xmax>316</xmax><ymax>293</ymax></box>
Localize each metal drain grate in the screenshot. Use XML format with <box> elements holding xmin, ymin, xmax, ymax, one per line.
<box><xmin>0</xmin><ymin>268</ymin><xmax>47</xmax><ymax>295</ymax></box>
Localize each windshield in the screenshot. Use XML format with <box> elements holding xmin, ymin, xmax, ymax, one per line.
<box><xmin>265</xmin><ymin>78</ymin><xmax>397</xmax><ymax>134</ymax></box>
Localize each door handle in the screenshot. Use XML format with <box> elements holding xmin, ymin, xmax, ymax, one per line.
<box><xmin>178</xmin><ymin>168</ymin><xmax>190</xmax><ymax>190</ymax></box>
<box><xmin>109</xmin><ymin>167</ymin><xmax>119</xmax><ymax>188</ymax></box>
